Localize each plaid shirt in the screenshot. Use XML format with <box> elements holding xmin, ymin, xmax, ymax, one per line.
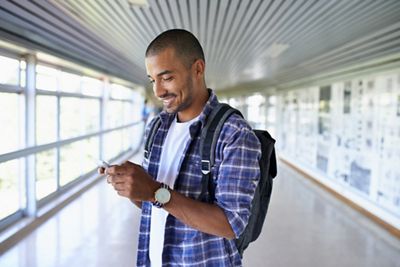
<box><xmin>138</xmin><ymin>90</ymin><xmax>261</xmax><ymax>267</ymax></box>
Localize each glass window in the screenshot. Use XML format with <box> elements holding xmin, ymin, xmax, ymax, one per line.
<box><xmin>82</xmin><ymin>99</ymin><xmax>100</xmax><ymax>134</ymax></box>
<box><xmin>60</xmin><ymin>71</ymin><xmax>81</xmax><ymax>93</ymax></box>
<box><xmin>81</xmin><ymin>137</ymin><xmax>99</xmax><ymax>175</ymax></box>
<box><xmin>0</xmin><ymin>92</ymin><xmax>22</xmax><ymax>155</ymax></box>
<box><xmin>110</xmin><ymin>83</ymin><xmax>133</xmax><ymax>100</ymax></box>
<box><xmin>20</xmin><ymin>60</ymin><xmax>26</xmax><ymax>88</ymax></box>
<box><xmin>36</xmin><ymin>95</ymin><xmax>57</xmax><ymax>145</ymax></box>
<box><xmin>122</xmin><ymin>128</ymin><xmax>132</xmax><ymax>151</ymax></box>
<box><xmin>0</xmin><ymin>159</ymin><xmax>25</xmax><ymax>220</ymax></box>
<box><xmin>36</xmin><ymin>149</ymin><xmax>57</xmax><ymax>200</ymax></box>
<box><xmin>104</xmin><ymin>131</ymin><xmax>123</xmax><ymax>161</ymax></box>
<box><xmin>130</xmin><ymin>124</ymin><xmax>144</xmax><ymax>152</ymax></box>
<box><xmin>60</xmin><ymin>141</ymin><xmax>83</xmax><ymax>186</ymax></box>
<box><xmin>0</xmin><ymin>55</ymin><xmax>19</xmax><ymax>86</ymax></box>
<box><xmin>36</xmin><ymin>65</ymin><xmax>58</xmax><ymax>91</ymax></box>
<box><xmin>82</xmin><ymin>76</ymin><xmax>102</xmax><ymax>97</ymax></box>
<box><xmin>123</xmin><ymin>102</ymin><xmax>133</xmax><ymax>125</ymax></box>
<box><xmin>106</xmin><ymin>100</ymin><xmax>124</xmax><ymax>128</ymax></box>
<box><xmin>60</xmin><ymin>97</ymin><xmax>82</xmax><ymax>139</ymax></box>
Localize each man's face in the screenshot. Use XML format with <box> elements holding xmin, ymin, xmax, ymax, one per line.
<box><xmin>145</xmin><ymin>48</ymin><xmax>195</xmax><ymax>114</ymax></box>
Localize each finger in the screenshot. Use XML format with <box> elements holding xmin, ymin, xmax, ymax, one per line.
<box><xmin>112</xmin><ymin>182</ymin><xmax>126</xmax><ymax>191</ymax></box>
<box><xmin>105</xmin><ymin>165</ymin><xmax>127</xmax><ymax>176</ymax></box>
<box><xmin>117</xmin><ymin>189</ymin><xmax>128</xmax><ymax>197</ymax></box>
<box><xmin>109</xmin><ymin>175</ymin><xmax>128</xmax><ymax>184</ymax></box>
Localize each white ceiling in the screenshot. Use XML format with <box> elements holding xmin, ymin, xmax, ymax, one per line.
<box><xmin>1</xmin><ymin>0</ymin><xmax>400</xmax><ymax>92</ymax></box>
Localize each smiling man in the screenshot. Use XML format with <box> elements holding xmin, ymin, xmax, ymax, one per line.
<box><xmin>102</xmin><ymin>29</ymin><xmax>261</xmax><ymax>267</ymax></box>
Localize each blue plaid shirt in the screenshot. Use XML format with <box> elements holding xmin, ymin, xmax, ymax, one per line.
<box><xmin>138</xmin><ymin>90</ymin><xmax>261</xmax><ymax>267</ymax></box>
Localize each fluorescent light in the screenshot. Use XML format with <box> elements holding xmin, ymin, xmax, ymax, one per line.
<box><xmin>265</xmin><ymin>42</ymin><xmax>290</xmax><ymax>59</ymax></box>
<box><xmin>127</xmin><ymin>0</ymin><xmax>148</xmax><ymax>6</ymax></box>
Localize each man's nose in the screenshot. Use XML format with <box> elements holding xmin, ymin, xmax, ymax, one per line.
<box><xmin>153</xmin><ymin>80</ymin><xmax>165</xmax><ymax>98</ymax></box>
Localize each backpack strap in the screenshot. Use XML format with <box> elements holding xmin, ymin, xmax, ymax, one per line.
<box><xmin>199</xmin><ymin>103</ymin><xmax>242</xmax><ymax>202</ymax></box>
<box><xmin>144</xmin><ymin>116</ymin><xmax>162</xmax><ymax>160</ymax></box>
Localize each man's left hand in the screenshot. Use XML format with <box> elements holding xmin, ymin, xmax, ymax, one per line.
<box><xmin>105</xmin><ymin>161</ymin><xmax>159</xmax><ymax>202</ymax></box>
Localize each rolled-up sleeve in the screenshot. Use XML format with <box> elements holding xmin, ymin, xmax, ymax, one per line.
<box><xmin>214</xmin><ymin>117</ymin><xmax>261</xmax><ymax>238</ymax></box>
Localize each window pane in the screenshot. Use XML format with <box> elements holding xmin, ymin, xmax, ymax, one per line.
<box><xmin>130</xmin><ymin>124</ymin><xmax>144</xmax><ymax>152</ymax></box>
<box><xmin>132</xmin><ymin>92</ymin><xmax>143</xmax><ymax>122</ymax></box>
<box><xmin>60</xmin><ymin>97</ymin><xmax>81</xmax><ymax>139</ymax></box>
<box><xmin>81</xmin><ymin>137</ymin><xmax>99</xmax><ymax>175</ymax></box>
<box><xmin>60</xmin><ymin>71</ymin><xmax>81</xmax><ymax>93</ymax></box>
<box><xmin>36</xmin><ymin>65</ymin><xmax>58</xmax><ymax>91</ymax></box>
<box><xmin>106</xmin><ymin>100</ymin><xmax>123</xmax><ymax>128</ymax></box>
<box><xmin>0</xmin><ymin>92</ymin><xmax>22</xmax><ymax>154</ymax></box>
<box><xmin>60</xmin><ymin>141</ymin><xmax>82</xmax><ymax>186</ymax></box>
<box><xmin>123</xmin><ymin>102</ymin><xmax>134</xmax><ymax>125</ymax></box>
<box><xmin>36</xmin><ymin>149</ymin><xmax>57</xmax><ymax>200</ymax></box>
<box><xmin>20</xmin><ymin>61</ymin><xmax>26</xmax><ymax>88</ymax></box>
<box><xmin>0</xmin><ymin>159</ymin><xmax>25</xmax><ymax>220</ymax></box>
<box><xmin>122</xmin><ymin>128</ymin><xmax>131</xmax><ymax>151</ymax></box>
<box><xmin>36</xmin><ymin>95</ymin><xmax>57</xmax><ymax>145</ymax></box>
<box><xmin>82</xmin><ymin>99</ymin><xmax>100</xmax><ymax>134</ymax></box>
<box><xmin>110</xmin><ymin>84</ymin><xmax>133</xmax><ymax>100</ymax></box>
<box><xmin>0</xmin><ymin>55</ymin><xmax>19</xmax><ymax>86</ymax></box>
<box><xmin>82</xmin><ymin>76</ymin><xmax>102</xmax><ymax>97</ymax></box>
<box><xmin>104</xmin><ymin>131</ymin><xmax>123</xmax><ymax>161</ymax></box>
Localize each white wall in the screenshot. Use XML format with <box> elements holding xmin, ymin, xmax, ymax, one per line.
<box><xmin>275</xmin><ymin>70</ymin><xmax>400</xmax><ymax>229</ymax></box>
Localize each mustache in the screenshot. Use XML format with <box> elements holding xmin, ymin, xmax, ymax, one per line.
<box><xmin>159</xmin><ymin>93</ymin><xmax>177</xmax><ymax>100</ymax></box>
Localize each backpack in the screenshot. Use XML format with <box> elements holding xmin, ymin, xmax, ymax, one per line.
<box><xmin>144</xmin><ymin>103</ymin><xmax>277</xmax><ymax>257</ymax></box>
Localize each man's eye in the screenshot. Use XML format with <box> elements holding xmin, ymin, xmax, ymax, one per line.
<box><xmin>163</xmin><ymin>77</ymin><xmax>173</xmax><ymax>81</ymax></box>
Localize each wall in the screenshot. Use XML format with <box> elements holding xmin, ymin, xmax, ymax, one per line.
<box><xmin>276</xmin><ymin>69</ymin><xmax>400</xmax><ymax>229</ymax></box>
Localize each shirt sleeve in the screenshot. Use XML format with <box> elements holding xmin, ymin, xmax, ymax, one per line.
<box><xmin>214</xmin><ymin>115</ymin><xmax>261</xmax><ymax>238</ymax></box>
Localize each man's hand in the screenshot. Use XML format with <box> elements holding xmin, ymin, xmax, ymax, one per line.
<box><xmin>97</xmin><ymin>162</ymin><xmax>235</xmax><ymax>239</ymax></box>
<box><xmin>98</xmin><ymin>161</ymin><xmax>159</xmax><ymax>202</ymax></box>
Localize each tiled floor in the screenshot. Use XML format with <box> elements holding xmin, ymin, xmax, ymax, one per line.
<box><xmin>0</xmin><ymin>157</ymin><xmax>399</xmax><ymax>267</ymax></box>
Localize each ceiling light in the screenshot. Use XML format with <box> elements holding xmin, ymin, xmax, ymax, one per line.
<box><xmin>127</xmin><ymin>0</ymin><xmax>148</xmax><ymax>6</ymax></box>
<box><xmin>265</xmin><ymin>42</ymin><xmax>290</xmax><ymax>59</ymax></box>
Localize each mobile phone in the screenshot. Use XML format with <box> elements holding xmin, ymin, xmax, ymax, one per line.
<box><xmin>98</xmin><ymin>159</ymin><xmax>111</xmax><ymax>168</ymax></box>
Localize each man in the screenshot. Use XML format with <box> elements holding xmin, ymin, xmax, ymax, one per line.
<box><xmin>100</xmin><ymin>29</ymin><xmax>261</xmax><ymax>266</ymax></box>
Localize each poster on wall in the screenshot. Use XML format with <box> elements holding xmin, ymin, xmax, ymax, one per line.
<box><xmin>317</xmin><ymin>86</ymin><xmax>331</xmax><ymax>173</ymax></box>
<box><xmin>277</xmin><ymin>70</ymin><xmax>400</xmax><ymax>219</ymax></box>
<box><xmin>296</xmin><ymin>87</ymin><xmax>318</xmax><ymax>167</ymax></box>
<box><xmin>375</xmin><ymin>73</ymin><xmax>400</xmax><ymax>216</ymax></box>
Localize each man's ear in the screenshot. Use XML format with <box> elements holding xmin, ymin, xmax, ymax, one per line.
<box><xmin>193</xmin><ymin>59</ymin><xmax>205</xmax><ymax>78</ymax></box>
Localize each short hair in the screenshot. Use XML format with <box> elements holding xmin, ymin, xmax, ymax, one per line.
<box><xmin>145</xmin><ymin>29</ymin><xmax>205</xmax><ymax>68</ymax></box>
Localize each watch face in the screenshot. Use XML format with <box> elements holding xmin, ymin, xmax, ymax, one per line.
<box><xmin>155</xmin><ymin>188</ymin><xmax>171</xmax><ymax>204</ymax></box>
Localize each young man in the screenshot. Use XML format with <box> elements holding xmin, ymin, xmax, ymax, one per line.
<box><xmin>101</xmin><ymin>29</ymin><xmax>261</xmax><ymax>266</ymax></box>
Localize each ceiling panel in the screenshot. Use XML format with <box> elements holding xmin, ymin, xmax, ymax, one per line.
<box><xmin>1</xmin><ymin>0</ymin><xmax>400</xmax><ymax>91</ymax></box>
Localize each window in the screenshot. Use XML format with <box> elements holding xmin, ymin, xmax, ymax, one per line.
<box><xmin>36</xmin><ymin>95</ymin><xmax>57</xmax><ymax>145</ymax></box>
<box><xmin>110</xmin><ymin>83</ymin><xmax>133</xmax><ymax>100</ymax></box>
<box><xmin>0</xmin><ymin>92</ymin><xmax>22</xmax><ymax>155</ymax></box>
<box><xmin>0</xmin><ymin>47</ymin><xmax>144</xmax><ymax>230</ymax></box>
<box><xmin>0</xmin><ymin>159</ymin><xmax>25</xmax><ymax>220</ymax></box>
<box><xmin>0</xmin><ymin>55</ymin><xmax>20</xmax><ymax>86</ymax></box>
<box><xmin>36</xmin><ymin>65</ymin><xmax>58</xmax><ymax>91</ymax></box>
<box><xmin>60</xmin><ymin>71</ymin><xmax>81</xmax><ymax>93</ymax></box>
<box><xmin>60</xmin><ymin>141</ymin><xmax>84</xmax><ymax>186</ymax></box>
<box><xmin>60</xmin><ymin>97</ymin><xmax>82</xmax><ymax>139</ymax></box>
<box><xmin>81</xmin><ymin>99</ymin><xmax>100</xmax><ymax>134</ymax></box>
<box><xmin>82</xmin><ymin>76</ymin><xmax>102</xmax><ymax>97</ymax></box>
<box><xmin>36</xmin><ymin>149</ymin><xmax>57</xmax><ymax>200</ymax></box>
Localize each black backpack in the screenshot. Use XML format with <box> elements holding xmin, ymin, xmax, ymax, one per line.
<box><xmin>144</xmin><ymin>103</ymin><xmax>277</xmax><ymax>257</ymax></box>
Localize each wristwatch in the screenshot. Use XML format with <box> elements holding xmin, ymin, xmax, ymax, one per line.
<box><xmin>153</xmin><ymin>183</ymin><xmax>171</xmax><ymax>208</ymax></box>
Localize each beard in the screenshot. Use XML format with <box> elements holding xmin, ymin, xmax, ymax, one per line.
<box><xmin>164</xmin><ymin>76</ymin><xmax>194</xmax><ymax>114</ymax></box>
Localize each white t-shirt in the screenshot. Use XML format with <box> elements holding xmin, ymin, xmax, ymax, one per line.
<box><xmin>149</xmin><ymin>115</ymin><xmax>198</xmax><ymax>267</ymax></box>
